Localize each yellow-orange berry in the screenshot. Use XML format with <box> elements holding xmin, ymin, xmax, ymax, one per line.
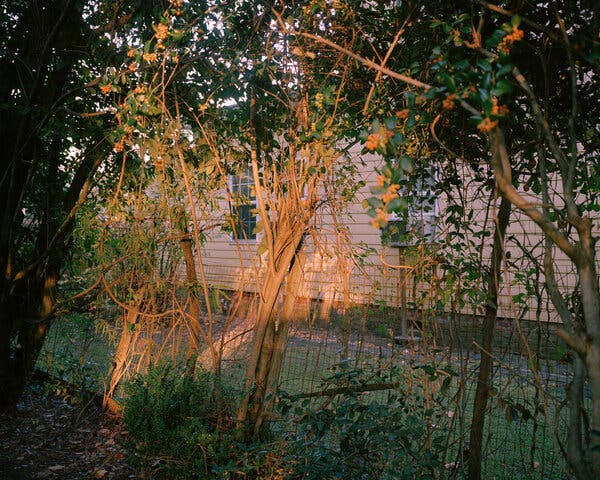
<box><xmin>491</xmin><ymin>97</ymin><xmax>509</xmax><ymax>117</ymax></box>
<box><xmin>365</xmin><ymin>133</ymin><xmax>379</xmax><ymax>151</ymax></box>
<box><xmin>443</xmin><ymin>94</ymin><xmax>457</xmax><ymax>110</ymax></box>
<box><xmin>155</xmin><ymin>23</ymin><xmax>169</xmax><ymax>40</ymax></box>
<box><xmin>143</xmin><ymin>52</ymin><xmax>158</xmax><ymax>62</ymax></box>
<box><xmin>396</xmin><ymin>109</ymin><xmax>409</xmax><ymax>119</ymax></box>
<box><xmin>114</xmin><ymin>138</ymin><xmax>125</xmax><ymax>152</ymax></box>
<box><xmin>477</xmin><ymin>117</ymin><xmax>499</xmax><ymax>132</ymax></box>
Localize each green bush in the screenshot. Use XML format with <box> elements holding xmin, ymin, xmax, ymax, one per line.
<box><xmin>276</xmin><ymin>362</ymin><xmax>449</xmax><ymax>480</ymax></box>
<box><xmin>122</xmin><ymin>363</ymin><xmax>237</xmax><ymax>479</ymax></box>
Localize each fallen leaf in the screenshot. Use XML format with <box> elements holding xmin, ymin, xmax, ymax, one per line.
<box><xmin>94</xmin><ymin>468</ymin><xmax>108</xmax><ymax>478</ymax></box>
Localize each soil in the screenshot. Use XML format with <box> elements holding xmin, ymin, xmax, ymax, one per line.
<box><xmin>0</xmin><ymin>379</ymin><xmax>134</xmax><ymax>480</ymax></box>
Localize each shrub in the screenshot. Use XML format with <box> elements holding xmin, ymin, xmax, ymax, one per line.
<box><xmin>276</xmin><ymin>361</ymin><xmax>450</xmax><ymax>480</ymax></box>
<box><xmin>122</xmin><ymin>363</ymin><xmax>237</xmax><ymax>479</ymax></box>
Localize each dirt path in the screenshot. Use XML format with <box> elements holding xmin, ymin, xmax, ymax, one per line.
<box><xmin>0</xmin><ymin>380</ymin><xmax>133</xmax><ymax>480</ymax></box>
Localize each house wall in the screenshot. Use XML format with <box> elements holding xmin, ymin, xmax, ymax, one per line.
<box><xmin>199</xmin><ymin>145</ymin><xmax>598</xmax><ymax>324</ymax></box>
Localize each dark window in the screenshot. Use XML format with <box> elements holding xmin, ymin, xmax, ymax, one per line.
<box><xmin>231</xmin><ymin>168</ymin><xmax>257</xmax><ymax>241</ymax></box>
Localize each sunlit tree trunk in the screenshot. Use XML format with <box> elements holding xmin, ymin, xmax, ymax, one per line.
<box><xmin>103</xmin><ymin>287</ymin><xmax>147</xmax><ymax>413</ymax></box>
<box><xmin>250</xmin><ymin>251</ymin><xmax>306</xmax><ymax>436</ymax></box>
<box><xmin>180</xmin><ymin>235</ymin><xmax>203</xmax><ymax>376</ymax></box>
<box><xmin>236</xmin><ymin>232</ymin><xmax>305</xmax><ymax>440</ymax></box>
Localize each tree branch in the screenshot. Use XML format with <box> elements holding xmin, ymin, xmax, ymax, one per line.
<box><xmin>489</xmin><ymin>129</ymin><xmax>577</xmax><ymax>260</ymax></box>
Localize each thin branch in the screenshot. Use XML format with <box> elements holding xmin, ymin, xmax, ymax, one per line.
<box><xmin>474</xmin><ymin>1</ymin><xmax>561</xmax><ymax>42</ymax></box>
<box><xmin>555</xmin><ymin>12</ymin><xmax>580</xmax><ymax>222</ymax></box>
<box><xmin>362</xmin><ymin>21</ymin><xmax>410</xmax><ymax>115</ymax></box>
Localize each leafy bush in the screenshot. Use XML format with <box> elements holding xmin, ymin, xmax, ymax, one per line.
<box><xmin>122</xmin><ymin>363</ymin><xmax>237</xmax><ymax>479</ymax></box>
<box><xmin>276</xmin><ymin>362</ymin><xmax>450</xmax><ymax>480</ymax></box>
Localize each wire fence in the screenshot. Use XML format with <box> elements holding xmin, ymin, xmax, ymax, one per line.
<box><xmin>269</xmin><ymin>261</ymin><xmax>572</xmax><ymax>480</ymax></box>
<box><xmin>39</xmin><ymin>258</ymin><xmax>574</xmax><ymax>479</ymax></box>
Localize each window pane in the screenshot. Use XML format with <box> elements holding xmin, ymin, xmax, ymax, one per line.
<box><xmin>230</xmin><ymin>166</ymin><xmax>257</xmax><ymax>241</ymax></box>
<box><xmin>232</xmin><ymin>203</ymin><xmax>256</xmax><ymax>240</ymax></box>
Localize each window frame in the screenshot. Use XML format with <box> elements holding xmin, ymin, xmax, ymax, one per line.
<box><xmin>228</xmin><ymin>167</ymin><xmax>259</xmax><ymax>243</ymax></box>
<box><xmin>381</xmin><ymin>168</ymin><xmax>439</xmax><ymax>247</ymax></box>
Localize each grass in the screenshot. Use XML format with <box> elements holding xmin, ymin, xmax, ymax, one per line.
<box><xmin>38</xmin><ymin>311</ymin><xmax>113</xmax><ymax>395</ymax></box>
<box><xmin>38</xmin><ymin>311</ymin><xmax>569</xmax><ymax>479</ymax></box>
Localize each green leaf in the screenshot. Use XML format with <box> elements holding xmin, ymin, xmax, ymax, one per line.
<box><xmin>496</xmin><ymin>63</ymin><xmax>514</xmax><ymax>77</ymax></box>
<box><xmin>492</xmin><ymin>80</ymin><xmax>513</xmax><ymax>97</ymax></box>
<box><xmin>367</xmin><ymin>197</ymin><xmax>383</xmax><ymax>209</ymax></box>
<box><xmin>256</xmin><ymin>237</ymin><xmax>268</xmax><ymax>256</ymax></box>
<box><xmin>386</xmin><ymin>197</ymin><xmax>404</xmax><ymax>212</ymax></box>
<box><xmin>384</xmin><ymin>117</ymin><xmax>396</xmax><ymax>130</ymax></box>
<box><xmin>252</xmin><ymin>221</ymin><xmax>264</xmax><ymax>234</ymax></box>
<box><xmin>400</xmin><ymin>156</ymin><xmax>413</xmax><ymax>173</ymax></box>
<box><xmin>371</xmin><ymin>119</ymin><xmax>381</xmax><ymax>133</ymax></box>
<box><xmin>392</xmin><ymin>133</ymin><xmax>404</xmax><ymax>145</ymax></box>
<box><xmin>441</xmin><ymin>376</ymin><xmax>452</xmax><ymax>394</ymax></box>
<box><xmin>477</xmin><ymin>59</ymin><xmax>492</xmax><ymax>72</ymax></box>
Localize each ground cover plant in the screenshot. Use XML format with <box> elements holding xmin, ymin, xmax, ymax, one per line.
<box><xmin>122</xmin><ymin>363</ymin><xmax>237</xmax><ymax>479</ymax></box>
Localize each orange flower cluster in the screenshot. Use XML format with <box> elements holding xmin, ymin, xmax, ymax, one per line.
<box><xmin>143</xmin><ymin>52</ymin><xmax>158</xmax><ymax>62</ymax></box>
<box><xmin>114</xmin><ymin>137</ymin><xmax>125</xmax><ymax>153</ymax></box>
<box><xmin>365</xmin><ymin>133</ymin><xmax>381</xmax><ymax>151</ymax></box>
<box><xmin>127</xmin><ymin>49</ymin><xmax>136</xmax><ymax>58</ymax></box>
<box><xmin>376</xmin><ymin>175</ymin><xmax>386</xmax><ymax>187</ymax></box>
<box><xmin>134</xmin><ymin>84</ymin><xmax>146</xmax><ymax>94</ymax></box>
<box><xmin>370</xmin><ymin>208</ymin><xmax>389</xmax><ymax>229</ymax></box>
<box><xmin>381</xmin><ymin>183</ymin><xmax>400</xmax><ymax>204</ymax></box>
<box><xmin>442</xmin><ymin>94</ymin><xmax>457</xmax><ymax>110</ymax></box>
<box><xmin>491</xmin><ymin>97</ymin><xmax>509</xmax><ymax>116</ymax></box>
<box><xmin>170</xmin><ymin>0</ymin><xmax>183</xmax><ymax>12</ymax></box>
<box><xmin>452</xmin><ymin>28</ymin><xmax>461</xmax><ymax>43</ymax></box>
<box><xmin>128</xmin><ymin>62</ymin><xmax>138</xmax><ymax>72</ymax></box>
<box><xmin>477</xmin><ymin>117</ymin><xmax>498</xmax><ymax>132</ymax></box>
<box><xmin>396</xmin><ymin>109</ymin><xmax>409</xmax><ymax>119</ymax></box>
<box><xmin>100</xmin><ymin>84</ymin><xmax>112</xmax><ymax>94</ymax></box>
<box><xmin>498</xmin><ymin>26</ymin><xmax>524</xmax><ymax>54</ymax></box>
<box><xmin>155</xmin><ymin>23</ymin><xmax>169</xmax><ymax>40</ymax></box>
<box><xmin>365</xmin><ymin>129</ymin><xmax>393</xmax><ymax>151</ymax></box>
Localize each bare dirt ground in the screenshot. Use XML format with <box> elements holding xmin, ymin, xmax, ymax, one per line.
<box><xmin>0</xmin><ymin>379</ymin><xmax>133</xmax><ymax>480</ymax></box>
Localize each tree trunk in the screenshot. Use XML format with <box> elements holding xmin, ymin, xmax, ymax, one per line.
<box><xmin>236</xmin><ymin>233</ymin><xmax>305</xmax><ymax>440</ymax></box>
<box><xmin>0</xmin><ymin>251</ymin><xmax>61</xmax><ymax>410</ymax></box>
<box><xmin>468</xmin><ymin>194</ymin><xmax>511</xmax><ymax>480</ymax></box>
<box><xmin>179</xmin><ymin>235</ymin><xmax>204</xmax><ymax>376</ymax></box>
<box><xmin>251</xmin><ymin>251</ymin><xmax>305</xmax><ymax>436</ymax></box>
<box><xmin>577</xmin><ymin>229</ymin><xmax>600</xmax><ymax>477</ymax></box>
<box><xmin>103</xmin><ymin>289</ymin><xmax>146</xmax><ymax>414</ymax></box>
